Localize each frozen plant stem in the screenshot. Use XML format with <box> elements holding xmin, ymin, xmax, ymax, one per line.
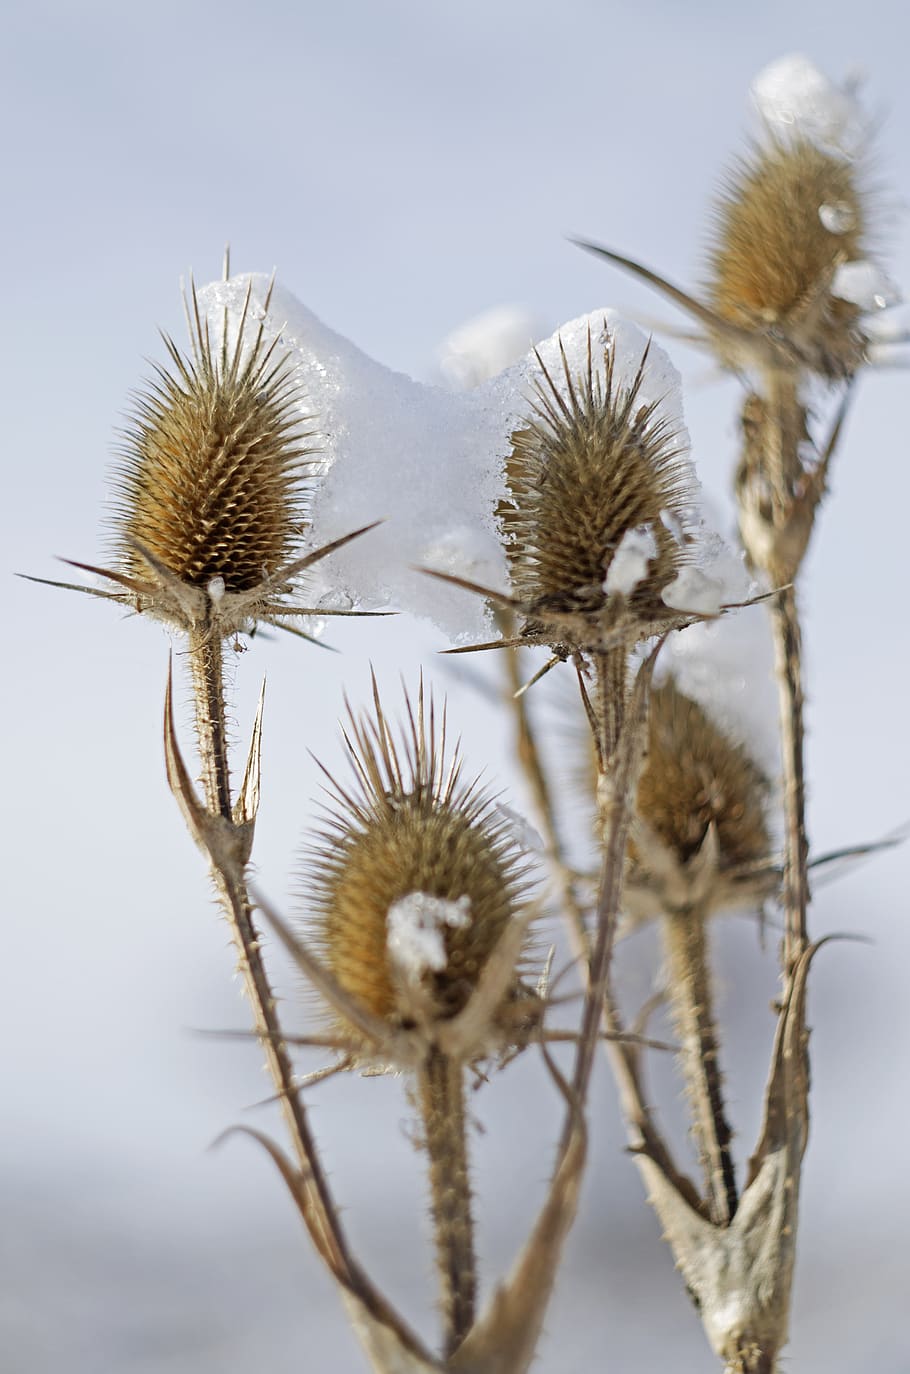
<box><xmin>184</xmin><ymin>618</ymin><xmax>348</xmax><ymax>1274</ymax></box>
<box><xmin>418</xmin><ymin>1049</ymin><xmax>475</xmax><ymax>1356</ymax></box>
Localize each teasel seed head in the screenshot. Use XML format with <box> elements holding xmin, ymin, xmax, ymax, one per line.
<box><xmin>303</xmin><ymin>682</ymin><xmax>536</xmax><ymax>1057</ymax></box>
<box><xmin>625</xmin><ymin>677</ymin><xmax>773</xmax><ymax>921</ymax></box>
<box><xmin>705</xmin><ymin>135</ymin><xmax>871</xmax><ymax>379</ymax></box>
<box><xmin>501</xmin><ymin>327</ymin><xmax>695</xmax><ymax>656</ymax></box>
<box><xmin>107</xmin><ymin>277</ymin><xmax>316</xmax><ymax>635</ymax></box>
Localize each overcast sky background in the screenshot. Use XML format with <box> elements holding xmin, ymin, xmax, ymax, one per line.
<box><xmin>2</xmin><ymin>3</ymin><xmax>909</xmax><ymax>1371</ymax></box>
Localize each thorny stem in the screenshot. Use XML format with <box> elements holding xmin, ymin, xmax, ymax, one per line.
<box><xmin>756</xmin><ymin>370</ymin><xmax>811</xmax><ymax>970</ymax></box>
<box><xmin>661</xmin><ymin>908</ymin><xmax>737</xmax><ymax>1224</ymax></box>
<box><xmin>185</xmin><ymin>621</ymin><xmax>354</xmax><ymax>1282</ymax></box>
<box><xmin>769</xmin><ymin>585</ymin><xmax>810</xmax><ymax>971</ymax></box>
<box><xmin>188</xmin><ymin>627</ymin><xmax>233</xmax><ymax>819</ymax></box>
<box><xmin>501</xmin><ymin>641</ymin><xmax>650</xmax><ymax>1126</ymax></box>
<box><xmin>501</xmin><ymin>638</ymin><xmax>590</xmax><ymax>950</ymax></box>
<box><xmin>417</xmin><ymin>1049</ymin><xmax>475</xmax><ymax>1357</ymax></box>
<box><xmin>565</xmin><ymin>651</ymin><xmax>647</xmax><ymax>1132</ymax></box>
<box><xmin>594</xmin><ymin>649</ymin><xmax>626</xmax><ymax>770</ymax></box>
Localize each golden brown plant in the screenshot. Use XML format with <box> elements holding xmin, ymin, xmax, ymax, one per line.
<box><xmin>705</xmin><ymin>136</ymin><xmax>868</xmax><ymax>378</ymax></box>
<box><xmin>295</xmin><ymin>682</ymin><xmax>539</xmax><ymax>1354</ymax></box>
<box><xmin>562</xmin><ymin>55</ymin><xmax>897</xmax><ymax>1374</ymax></box>
<box><xmin>628</xmin><ymin>678</ymin><xmax>773</xmax><ymax>914</ymax></box>
<box><xmin>305</xmin><ymin>683</ymin><xmax>535</xmax><ymax>1042</ymax></box>
<box><xmin>500</xmin><ymin>331</ymin><xmax>693</xmax><ymax>657</ymax></box>
<box><xmin>103</xmin><ymin>277</ymin><xmax>316</xmax><ymax>636</ymax></box>
<box><xmin>42</xmin><ymin>274</ymin><xmax>377</xmax><ymax>644</ymax></box>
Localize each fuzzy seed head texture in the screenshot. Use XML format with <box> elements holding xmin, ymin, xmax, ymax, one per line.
<box><xmin>705</xmin><ymin>137</ymin><xmax>869</xmax><ymax>377</ymax></box>
<box><xmin>634</xmin><ymin>679</ymin><xmax>771</xmax><ymax>873</ymax></box>
<box><xmin>110</xmin><ymin>283</ymin><xmax>314</xmax><ymax>616</ymax></box>
<box><xmin>501</xmin><ymin>331</ymin><xmax>692</xmax><ymax>650</ymax></box>
<box><xmin>303</xmin><ymin>684</ymin><xmax>532</xmax><ymax>1035</ymax></box>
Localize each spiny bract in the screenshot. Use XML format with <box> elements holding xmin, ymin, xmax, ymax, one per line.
<box><xmin>303</xmin><ymin>684</ymin><xmax>533</xmax><ymax>1036</ymax></box>
<box><xmin>110</xmin><ymin>280</ymin><xmax>314</xmax><ymax>623</ymax></box>
<box><xmin>501</xmin><ymin>330</ymin><xmax>693</xmax><ymax>652</ymax></box>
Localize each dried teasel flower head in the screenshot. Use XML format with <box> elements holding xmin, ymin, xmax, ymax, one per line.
<box><xmin>624</xmin><ymin>676</ymin><xmax>774</xmax><ymax>923</ymax></box>
<box><xmin>102</xmin><ymin>273</ymin><xmax>318</xmax><ymax>636</ymax></box>
<box><xmin>303</xmin><ymin>680</ymin><xmax>539</xmax><ymax>1063</ymax></box>
<box><xmin>501</xmin><ymin>322</ymin><xmax>697</xmax><ymax>657</ymax></box>
<box><xmin>705</xmin><ymin>55</ymin><xmax>891</xmax><ymax>380</ymax></box>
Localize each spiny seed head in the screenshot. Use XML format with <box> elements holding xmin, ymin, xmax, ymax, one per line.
<box><xmin>501</xmin><ymin>329</ymin><xmax>693</xmax><ymax>653</ymax></box>
<box><xmin>109</xmin><ymin>279</ymin><xmax>315</xmax><ymax>631</ymax></box>
<box><xmin>634</xmin><ymin>679</ymin><xmax>771</xmax><ymax>874</ymax></box>
<box><xmin>303</xmin><ymin>683</ymin><xmax>534</xmax><ymax>1041</ymax></box>
<box><xmin>705</xmin><ymin>137</ymin><xmax>869</xmax><ymax>377</ymax></box>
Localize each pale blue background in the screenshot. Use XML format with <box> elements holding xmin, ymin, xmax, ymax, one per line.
<box><xmin>2</xmin><ymin>2</ymin><xmax>908</xmax><ymax>1370</ymax></box>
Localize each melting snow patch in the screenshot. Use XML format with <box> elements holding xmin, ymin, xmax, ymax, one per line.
<box><xmin>661</xmin><ymin>567</ymin><xmax>725</xmax><ymax>616</ymax></box>
<box><xmin>751</xmin><ymin>54</ymin><xmax>868</xmax><ymax>155</ymax></box>
<box><xmin>832</xmin><ymin>260</ymin><xmax>900</xmax><ymax>312</ymax></box>
<box><xmin>387</xmin><ymin>893</ymin><xmax>472</xmax><ymax>979</ymax></box>
<box><xmin>604</xmin><ymin>525</ymin><xmax>658</xmax><ymax>597</ymax></box>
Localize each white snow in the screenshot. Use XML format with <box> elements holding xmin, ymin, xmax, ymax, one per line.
<box><xmin>196</xmin><ymin>281</ymin><xmax>703</xmax><ymax>641</ymax></box>
<box><xmin>438</xmin><ymin>305</ymin><xmax>549</xmax><ymax>389</ymax></box>
<box><xmin>493</xmin><ymin>803</ymin><xmax>545</xmax><ymax>855</ymax></box>
<box><xmin>206</xmin><ymin>576</ymin><xmax>226</xmax><ymax>604</ymax></box>
<box><xmin>661</xmin><ymin>567</ymin><xmax>725</xmax><ymax>617</ymax></box>
<box><xmin>751</xmin><ymin>54</ymin><xmax>868</xmax><ymax>155</ymax></box>
<box><xmin>198</xmin><ymin>274</ymin><xmax>513</xmax><ymax>641</ymax></box>
<box><xmin>604</xmin><ymin>525</ymin><xmax>658</xmax><ymax>597</ymax></box>
<box><xmin>386</xmin><ymin>892</ymin><xmax>472</xmax><ymax>979</ymax></box>
<box><xmin>831</xmin><ymin>260</ymin><xmax>900</xmax><ymax>312</ymax></box>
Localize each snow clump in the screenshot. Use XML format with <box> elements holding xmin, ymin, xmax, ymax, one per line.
<box><xmin>386</xmin><ymin>893</ymin><xmax>472</xmax><ymax>980</ymax></box>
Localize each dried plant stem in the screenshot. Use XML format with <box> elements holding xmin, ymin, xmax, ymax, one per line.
<box><xmin>184</xmin><ymin>622</ymin><xmax>352</xmax><ymax>1278</ymax></box>
<box><xmin>417</xmin><ymin>1049</ymin><xmax>475</xmax><ymax>1357</ymax></box>
<box><xmin>187</xmin><ymin>627</ymin><xmax>234</xmax><ymax>819</ymax></box>
<box><xmin>661</xmin><ymin>908</ymin><xmax>737</xmax><ymax>1224</ymax></box>
<box><xmin>769</xmin><ymin>586</ymin><xmax>810</xmax><ymax>969</ymax></box>
<box><xmin>501</xmin><ymin>637</ymin><xmax>590</xmax><ymax>950</ymax></box>
<box><xmin>594</xmin><ymin>649</ymin><xmax>626</xmax><ymax>770</ymax></box>
<box><xmin>763</xmin><ymin>370</ymin><xmax>804</xmax><ymax>501</ymax></box>
<box><xmin>567</xmin><ymin>650</ymin><xmax>654</xmax><ymax>1126</ymax></box>
<box><xmin>758</xmin><ymin>368</ymin><xmax>811</xmax><ymax>962</ymax></box>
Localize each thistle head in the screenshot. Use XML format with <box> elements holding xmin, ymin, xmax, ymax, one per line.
<box><xmin>303</xmin><ymin>682</ymin><xmax>536</xmax><ymax>1056</ymax></box>
<box><xmin>627</xmin><ymin>677</ymin><xmax>773</xmax><ymax>919</ymax></box>
<box><xmin>107</xmin><ymin>276</ymin><xmax>316</xmax><ymax>635</ymax></box>
<box><xmin>501</xmin><ymin>325</ymin><xmax>695</xmax><ymax>656</ymax></box>
<box><xmin>705</xmin><ymin>57</ymin><xmax>886</xmax><ymax>380</ymax></box>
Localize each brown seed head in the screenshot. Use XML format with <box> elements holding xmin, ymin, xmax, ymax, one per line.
<box><xmin>110</xmin><ymin>280</ymin><xmax>314</xmax><ymax>628</ymax></box>
<box><xmin>501</xmin><ymin>330</ymin><xmax>693</xmax><ymax>653</ymax></box>
<box><xmin>706</xmin><ymin>136</ymin><xmax>869</xmax><ymax>377</ymax></box>
<box><xmin>304</xmin><ymin>683</ymin><xmax>533</xmax><ymax>1040</ymax></box>
<box><xmin>634</xmin><ymin>679</ymin><xmax>771</xmax><ymax>874</ymax></box>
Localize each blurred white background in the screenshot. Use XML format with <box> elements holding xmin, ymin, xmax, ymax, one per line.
<box><xmin>2</xmin><ymin>2</ymin><xmax>909</xmax><ymax>1370</ymax></box>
